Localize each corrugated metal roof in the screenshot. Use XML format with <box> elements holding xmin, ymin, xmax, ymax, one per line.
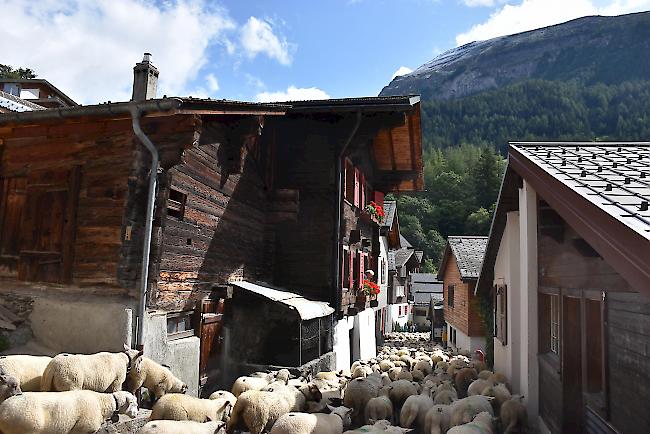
<box><xmin>448</xmin><ymin>236</ymin><xmax>488</xmax><ymax>279</ymax></box>
<box><xmin>512</xmin><ymin>143</ymin><xmax>650</xmax><ymax>239</ymax></box>
<box><xmin>0</xmin><ymin>90</ymin><xmax>45</xmax><ymax>112</ymax></box>
<box><xmin>231</xmin><ymin>280</ymin><xmax>334</xmax><ymax>321</ymax></box>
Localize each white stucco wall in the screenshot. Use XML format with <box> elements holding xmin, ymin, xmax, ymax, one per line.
<box><xmin>493</xmin><ymin>211</ymin><xmax>521</xmax><ymax>393</ymax></box>
<box><xmin>376</xmin><ymin>236</ymin><xmax>389</xmax><ymax>310</ymax></box>
<box><xmin>386</xmin><ymin>303</ymin><xmax>410</xmax><ymax>332</ymax></box>
<box><xmin>447</xmin><ymin>322</ymin><xmax>485</xmax><ymax>354</ymax></box>
<box><xmin>356</xmin><ymin>308</ymin><xmax>377</xmax><ymax>361</ymax></box>
<box><xmin>333</xmin><ymin>309</ymin><xmax>376</xmax><ymax>370</ymax></box>
<box><xmin>333</xmin><ymin>316</ymin><xmax>354</xmax><ymax>371</ymax></box>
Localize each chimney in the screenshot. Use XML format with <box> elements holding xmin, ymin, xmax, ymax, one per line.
<box><xmin>131</xmin><ymin>53</ymin><xmax>159</xmax><ymax>101</ymax></box>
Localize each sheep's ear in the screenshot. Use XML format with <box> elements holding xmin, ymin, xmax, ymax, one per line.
<box><xmin>123</xmin><ymin>344</ymin><xmax>130</xmax><ymax>352</ymax></box>
<box><xmin>136</xmin><ymin>350</ymin><xmax>144</xmax><ymax>359</ymax></box>
<box><xmin>326</xmin><ymin>404</ymin><xmax>335</xmax><ymax>412</ymax></box>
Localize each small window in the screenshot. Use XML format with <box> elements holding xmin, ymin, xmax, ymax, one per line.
<box><xmin>167</xmin><ymin>311</ymin><xmax>194</xmax><ymax>340</ymax></box>
<box><xmin>167</xmin><ymin>188</ymin><xmax>187</xmax><ymax>220</ymax></box>
<box><xmin>447</xmin><ymin>285</ymin><xmax>455</xmax><ymax>308</ymax></box>
<box><xmin>495</xmin><ymin>285</ymin><xmax>507</xmax><ymax>344</ymax></box>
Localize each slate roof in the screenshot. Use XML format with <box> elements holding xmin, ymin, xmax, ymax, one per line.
<box><xmin>512</xmin><ymin>143</ymin><xmax>650</xmax><ymax>239</ymax></box>
<box><xmin>446</xmin><ymin>236</ymin><xmax>488</xmax><ymax>279</ymax></box>
<box><xmin>411</xmin><ymin>273</ymin><xmax>441</xmax><ymax>283</ymax></box>
<box><xmin>381</xmin><ymin>200</ymin><xmax>397</xmax><ymax>229</ymax></box>
<box><xmin>400</xmin><ymin>234</ymin><xmax>413</xmax><ymax>248</ymax></box>
<box><xmin>394</xmin><ymin>248</ymin><xmax>414</xmax><ymax>268</ymax></box>
<box><xmin>411</xmin><ymin>282</ymin><xmax>444</xmax><ymax>293</ymax></box>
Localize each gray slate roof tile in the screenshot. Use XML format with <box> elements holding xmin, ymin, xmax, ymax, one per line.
<box><xmin>448</xmin><ymin>236</ymin><xmax>488</xmax><ymax>279</ymax></box>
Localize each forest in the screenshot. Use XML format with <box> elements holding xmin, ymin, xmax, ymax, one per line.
<box><xmin>397</xmin><ymin>79</ymin><xmax>650</xmax><ymax>272</ymax></box>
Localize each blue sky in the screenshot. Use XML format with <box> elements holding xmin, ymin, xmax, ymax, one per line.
<box><xmin>3</xmin><ymin>0</ymin><xmax>649</xmax><ymax>104</ymax></box>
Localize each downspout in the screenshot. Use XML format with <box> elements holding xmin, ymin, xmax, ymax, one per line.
<box><xmin>333</xmin><ymin>112</ymin><xmax>362</xmax><ymax>315</ymax></box>
<box><xmin>129</xmin><ymin>105</ymin><xmax>159</xmax><ymax>350</ymax></box>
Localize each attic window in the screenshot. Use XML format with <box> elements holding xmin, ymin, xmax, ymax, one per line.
<box><xmin>167</xmin><ymin>188</ymin><xmax>187</xmax><ymax>220</ymax></box>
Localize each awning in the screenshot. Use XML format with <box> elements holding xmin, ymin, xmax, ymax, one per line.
<box><xmin>231</xmin><ymin>280</ymin><xmax>335</xmax><ymax>321</ymax></box>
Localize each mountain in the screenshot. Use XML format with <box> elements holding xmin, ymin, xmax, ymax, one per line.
<box><xmin>380</xmin><ymin>12</ymin><xmax>650</xmax><ymax>101</ymax></box>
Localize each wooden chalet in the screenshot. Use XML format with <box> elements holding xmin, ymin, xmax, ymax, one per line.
<box><xmin>0</xmin><ymin>56</ymin><xmax>424</xmax><ymax>392</ymax></box>
<box><xmin>477</xmin><ymin>142</ymin><xmax>650</xmax><ymax>434</ymax></box>
<box><xmin>438</xmin><ymin>236</ymin><xmax>487</xmax><ymax>353</ymax></box>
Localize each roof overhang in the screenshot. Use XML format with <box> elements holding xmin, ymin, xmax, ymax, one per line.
<box><xmin>231</xmin><ymin>280</ymin><xmax>334</xmax><ymax>321</ymax></box>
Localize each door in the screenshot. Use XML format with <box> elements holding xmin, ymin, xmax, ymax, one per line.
<box><xmin>562</xmin><ymin>296</ymin><xmax>584</xmax><ymax>433</ymax></box>
<box><xmin>18</xmin><ymin>167</ymin><xmax>80</xmax><ymax>283</ymax></box>
<box><xmin>198</xmin><ymin>298</ymin><xmax>225</xmax><ymax>385</ymax></box>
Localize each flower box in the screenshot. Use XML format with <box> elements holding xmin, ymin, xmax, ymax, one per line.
<box><xmin>370</xmin><ymin>300</ymin><xmax>379</xmax><ymax>308</ymax></box>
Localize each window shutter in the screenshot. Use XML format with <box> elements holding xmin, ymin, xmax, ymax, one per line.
<box><xmin>353</xmin><ymin>168</ymin><xmax>360</xmax><ymax>207</ymax></box>
<box><xmin>344</xmin><ymin>159</ymin><xmax>354</xmax><ymax>201</ymax></box>
<box><xmin>359</xmin><ymin>252</ymin><xmax>365</xmax><ymax>289</ymax></box>
<box><xmin>360</xmin><ymin>173</ymin><xmax>365</xmax><ymax>208</ymax></box>
<box><xmin>349</xmin><ymin>250</ymin><xmax>355</xmax><ymax>290</ymax></box>
<box><xmin>340</xmin><ymin>245</ymin><xmax>345</xmax><ymax>289</ymax></box>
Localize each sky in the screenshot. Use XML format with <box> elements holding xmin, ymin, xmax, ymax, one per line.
<box><xmin>2</xmin><ymin>0</ymin><xmax>650</xmax><ymax>105</ymax></box>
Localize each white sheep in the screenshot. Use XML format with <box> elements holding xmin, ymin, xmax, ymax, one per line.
<box><xmin>208</xmin><ymin>390</ymin><xmax>237</xmax><ymax>409</ymax></box>
<box><xmin>0</xmin><ymin>355</ymin><xmax>51</xmax><ymax>392</ymax></box>
<box><xmin>467</xmin><ymin>378</ymin><xmax>493</xmax><ymax>396</ymax></box>
<box><xmin>41</xmin><ymin>345</ymin><xmax>141</xmax><ymax>392</ymax></box>
<box><xmin>364</xmin><ymin>388</ymin><xmax>393</xmax><ymax>424</ymax></box>
<box><xmin>481</xmin><ymin>383</ymin><xmax>511</xmax><ymax>412</ymax></box>
<box><xmin>379</xmin><ymin>360</ymin><xmax>395</xmax><ymax>372</ymax></box>
<box><xmin>231</xmin><ymin>373</ymin><xmax>274</xmax><ymax>397</ymax></box>
<box><xmin>343</xmin><ymin>419</ymin><xmax>412</xmax><ymax>433</ymax></box>
<box><xmin>413</xmin><ymin>359</ymin><xmax>432</xmax><ymax>376</ymax></box>
<box><xmin>0</xmin><ymin>372</ymin><xmax>21</xmax><ymax>402</ymax></box>
<box><xmin>447</xmin><ymin>411</ymin><xmax>495</xmax><ymax>434</ymax></box>
<box><xmin>270</xmin><ymin>405</ymin><xmax>353</xmax><ymax>434</ymax></box>
<box><xmin>411</xmin><ymin>369</ymin><xmax>425</xmax><ymax>382</ymax></box>
<box><xmin>387</xmin><ymin>379</ymin><xmax>418</xmax><ymax>410</ymax></box>
<box><xmin>343</xmin><ymin>375</ymin><xmax>382</xmax><ymax>425</ymax></box>
<box><xmin>127</xmin><ymin>356</ymin><xmax>187</xmax><ymax>401</ymax></box>
<box><xmin>399</xmin><ymin>387</ymin><xmax>434</xmax><ymax>430</ymax></box>
<box><xmin>424</xmin><ymin>404</ymin><xmax>452</xmax><ymax>434</ymax></box>
<box><xmin>0</xmin><ymin>390</ymin><xmax>138</xmax><ymax>434</ymax></box>
<box><xmin>449</xmin><ymin>395</ymin><xmax>494</xmax><ymax>427</ymax></box>
<box><xmin>139</xmin><ymin>420</ymin><xmax>225</xmax><ymax>434</ymax></box>
<box><xmin>150</xmin><ymin>394</ymin><xmax>232</xmax><ymax>423</ymax></box>
<box><xmin>226</xmin><ymin>383</ymin><xmax>322</xmax><ymax>434</ymax></box>
<box><xmin>500</xmin><ymin>395</ymin><xmax>527</xmax><ymax>434</ymax></box>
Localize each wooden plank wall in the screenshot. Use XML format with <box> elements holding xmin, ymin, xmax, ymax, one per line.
<box><xmin>0</xmin><ymin>118</ymin><xmax>136</xmax><ymax>292</ymax></box>
<box><xmin>442</xmin><ymin>255</ymin><xmax>484</xmax><ymax>336</ymax></box>
<box><xmin>153</xmin><ymin>117</ymin><xmax>270</xmax><ymax>310</ymax></box>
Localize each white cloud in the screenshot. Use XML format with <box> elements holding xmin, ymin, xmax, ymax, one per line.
<box><xmin>392</xmin><ymin>66</ymin><xmax>413</xmax><ymax>79</ymax></box>
<box><xmin>206</xmin><ymin>73</ymin><xmax>219</xmax><ymax>92</ymax></box>
<box><xmin>456</xmin><ymin>0</ymin><xmax>650</xmax><ymax>46</ymax></box>
<box><xmin>256</xmin><ymin>86</ymin><xmax>330</xmax><ymax>102</ymax></box>
<box><xmin>1</xmin><ymin>0</ymin><xmax>235</xmax><ymax>104</ymax></box>
<box><xmin>240</xmin><ymin>17</ymin><xmax>293</xmax><ymax>65</ymax></box>
<box><xmin>244</xmin><ymin>73</ymin><xmax>265</xmax><ymax>89</ymax></box>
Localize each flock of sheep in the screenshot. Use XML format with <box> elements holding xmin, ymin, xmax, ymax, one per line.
<box><xmin>0</xmin><ymin>339</ymin><xmax>528</xmax><ymax>434</ymax></box>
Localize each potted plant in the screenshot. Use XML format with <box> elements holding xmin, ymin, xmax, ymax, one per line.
<box><xmin>360</xmin><ymin>279</ymin><xmax>380</xmax><ymax>307</ymax></box>
<box><xmin>362</xmin><ymin>201</ymin><xmax>385</xmax><ymax>224</ymax></box>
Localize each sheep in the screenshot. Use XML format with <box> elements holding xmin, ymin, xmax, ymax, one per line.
<box><xmin>467</xmin><ymin>379</ymin><xmax>493</xmax><ymax>396</ymax></box>
<box><xmin>208</xmin><ymin>389</ymin><xmax>237</xmax><ymax>408</ymax></box>
<box><xmin>0</xmin><ymin>372</ymin><xmax>21</xmax><ymax>402</ymax></box>
<box><xmin>231</xmin><ymin>373</ymin><xmax>274</xmax><ymax>397</ymax></box>
<box><xmin>388</xmin><ymin>367</ymin><xmax>403</xmax><ymax>381</ymax></box>
<box><xmin>0</xmin><ymin>355</ymin><xmax>51</xmax><ymax>392</ymax></box>
<box><xmin>0</xmin><ymin>390</ymin><xmax>138</xmax><ymax>434</ymax></box>
<box><xmin>449</xmin><ymin>395</ymin><xmax>494</xmax><ymax>427</ymax></box>
<box><xmin>270</xmin><ymin>405</ymin><xmax>353</xmax><ymax>434</ymax></box>
<box><xmin>411</xmin><ymin>369</ymin><xmax>424</xmax><ymax>382</ymax></box>
<box><xmin>396</xmin><ymin>370</ymin><xmax>413</xmax><ymax>382</ymax></box>
<box><xmin>481</xmin><ymin>383</ymin><xmax>511</xmax><ymax>412</ymax></box>
<box><xmin>436</xmin><ymin>361</ymin><xmax>449</xmax><ymax>371</ymax></box>
<box><xmin>447</xmin><ymin>411</ymin><xmax>495</xmax><ymax>434</ymax></box>
<box><xmin>500</xmin><ymin>395</ymin><xmax>527</xmax><ymax>434</ymax></box>
<box><xmin>364</xmin><ymin>388</ymin><xmax>393</xmax><ymax>424</ymax></box>
<box><xmin>343</xmin><ymin>374</ymin><xmax>383</xmax><ymax>420</ymax></box>
<box><xmin>433</xmin><ymin>389</ymin><xmax>457</xmax><ymax>405</ymax></box>
<box><xmin>126</xmin><ymin>356</ymin><xmax>187</xmax><ymax>402</ymax></box>
<box><xmin>487</xmin><ymin>372</ymin><xmax>510</xmax><ymax>391</ymax></box>
<box><xmin>413</xmin><ymin>360</ymin><xmax>433</xmax><ymax>376</ymax></box>
<box><xmin>477</xmin><ymin>370</ymin><xmax>493</xmax><ymax>380</ymax></box>
<box><xmin>379</xmin><ymin>360</ymin><xmax>395</xmax><ymax>372</ymax></box>
<box><xmin>41</xmin><ymin>345</ymin><xmax>141</xmax><ymax>392</ymax></box>
<box><xmin>454</xmin><ymin>367</ymin><xmax>477</xmax><ymax>398</ymax></box>
<box><xmin>343</xmin><ymin>419</ymin><xmax>412</xmax><ymax>433</ymax></box>
<box><xmin>388</xmin><ymin>379</ymin><xmax>418</xmax><ymax>410</ymax></box>
<box><xmin>226</xmin><ymin>383</ymin><xmax>322</xmax><ymax>434</ymax></box>
<box><xmin>399</xmin><ymin>387</ymin><xmax>434</xmax><ymax>430</ymax></box>
<box><xmin>352</xmin><ymin>365</ymin><xmax>373</xmax><ymax>379</ymax></box>
<box><xmin>151</xmin><ymin>394</ymin><xmax>232</xmax><ymax>423</ymax></box>
<box><xmin>139</xmin><ymin>420</ymin><xmax>225</xmax><ymax>434</ymax></box>
<box><xmin>424</xmin><ymin>404</ymin><xmax>452</xmax><ymax>434</ymax></box>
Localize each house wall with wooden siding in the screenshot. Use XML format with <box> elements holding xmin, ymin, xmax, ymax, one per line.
<box><xmin>442</xmin><ymin>254</ymin><xmax>483</xmax><ymax>336</ymax></box>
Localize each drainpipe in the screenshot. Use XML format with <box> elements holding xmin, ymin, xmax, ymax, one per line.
<box><xmin>333</xmin><ymin>112</ymin><xmax>362</xmax><ymax>315</ymax></box>
<box><xmin>129</xmin><ymin>105</ymin><xmax>159</xmax><ymax>350</ymax></box>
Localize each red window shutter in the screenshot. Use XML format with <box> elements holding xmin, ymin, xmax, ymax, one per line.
<box><xmin>354</xmin><ymin>168</ymin><xmax>360</xmax><ymax>207</ymax></box>
<box><xmin>349</xmin><ymin>250</ymin><xmax>355</xmax><ymax>290</ymax></box>
<box><xmin>340</xmin><ymin>245</ymin><xmax>345</xmax><ymax>289</ymax></box>
<box><xmin>374</xmin><ymin>191</ymin><xmax>384</xmax><ymax>207</ymax></box>
<box><xmin>360</xmin><ymin>173</ymin><xmax>365</xmax><ymax>208</ymax></box>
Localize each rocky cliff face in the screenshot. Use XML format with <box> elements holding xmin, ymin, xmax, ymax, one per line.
<box><xmin>380</xmin><ymin>12</ymin><xmax>650</xmax><ymax>100</ymax></box>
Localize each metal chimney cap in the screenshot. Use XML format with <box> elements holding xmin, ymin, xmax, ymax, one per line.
<box><xmin>143</xmin><ymin>53</ymin><xmax>152</xmax><ymax>62</ymax></box>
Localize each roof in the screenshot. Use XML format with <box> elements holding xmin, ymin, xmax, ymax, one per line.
<box><xmin>411</xmin><ymin>282</ymin><xmax>444</xmax><ymax>293</ymax></box>
<box><xmin>400</xmin><ymin>234</ymin><xmax>413</xmax><ymax>248</ymax></box>
<box><xmin>0</xmin><ymin>90</ymin><xmax>45</xmax><ymax>112</ymax></box>
<box><xmin>438</xmin><ymin>236</ymin><xmax>488</xmax><ymax>280</ymax></box>
<box><xmin>231</xmin><ymin>280</ymin><xmax>334</xmax><ymax>321</ymax></box>
<box><xmin>411</xmin><ymin>273</ymin><xmax>442</xmax><ymax>283</ymax></box>
<box><xmin>394</xmin><ymin>248</ymin><xmax>414</xmax><ymax>268</ymax></box>
<box><xmin>0</xmin><ymin>78</ymin><xmax>77</xmax><ymax>106</ymax></box>
<box><xmin>287</xmin><ymin>95</ymin><xmax>420</xmax><ymax>112</ymax></box>
<box><xmin>0</xmin><ymin>97</ymin><xmax>289</xmax><ymax>124</ymax></box>
<box><xmin>478</xmin><ymin>142</ymin><xmax>650</xmax><ymax>296</ymax></box>
<box><xmin>381</xmin><ymin>201</ymin><xmax>397</xmax><ymax>229</ymax></box>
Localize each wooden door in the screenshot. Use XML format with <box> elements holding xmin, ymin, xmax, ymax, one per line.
<box><xmin>198</xmin><ymin>299</ymin><xmax>224</xmax><ymax>382</ymax></box>
<box><xmin>562</xmin><ymin>296</ymin><xmax>584</xmax><ymax>433</ymax></box>
<box><xmin>18</xmin><ymin>167</ymin><xmax>81</xmax><ymax>284</ymax></box>
<box><xmin>0</xmin><ymin>177</ymin><xmax>27</xmax><ymax>274</ymax></box>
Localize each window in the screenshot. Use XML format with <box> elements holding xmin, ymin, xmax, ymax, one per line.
<box><xmin>495</xmin><ymin>285</ymin><xmax>507</xmax><ymax>344</ymax></box>
<box><xmin>550</xmin><ymin>294</ymin><xmax>560</xmax><ymax>355</ymax></box>
<box><xmin>447</xmin><ymin>285</ymin><xmax>455</xmax><ymax>307</ymax></box>
<box><xmin>167</xmin><ymin>188</ymin><xmax>187</xmax><ymax>220</ymax></box>
<box><xmin>353</xmin><ymin>251</ymin><xmax>360</xmax><ymax>290</ymax></box>
<box><xmin>344</xmin><ymin>159</ymin><xmax>354</xmax><ymax>202</ymax></box>
<box><xmin>353</xmin><ymin>168</ymin><xmax>360</xmax><ymax>207</ymax></box>
<box><xmin>167</xmin><ymin>311</ymin><xmax>194</xmax><ymax>340</ymax></box>
<box><xmin>342</xmin><ymin>247</ymin><xmax>350</xmax><ymax>289</ymax></box>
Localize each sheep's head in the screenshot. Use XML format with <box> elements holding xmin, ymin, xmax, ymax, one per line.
<box><xmin>328</xmin><ymin>405</ymin><xmax>353</xmax><ymax>428</ymax></box>
<box><xmin>123</xmin><ymin>344</ymin><xmax>144</xmax><ymax>375</ymax></box>
<box><xmin>114</xmin><ymin>391</ymin><xmax>139</xmax><ymax>419</ymax></box>
<box><xmin>304</xmin><ymin>383</ymin><xmax>322</xmax><ymax>402</ymax></box>
<box><xmin>0</xmin><ymin>372</ymin><xmax>21</xmax><ymax>400</ymax></box>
